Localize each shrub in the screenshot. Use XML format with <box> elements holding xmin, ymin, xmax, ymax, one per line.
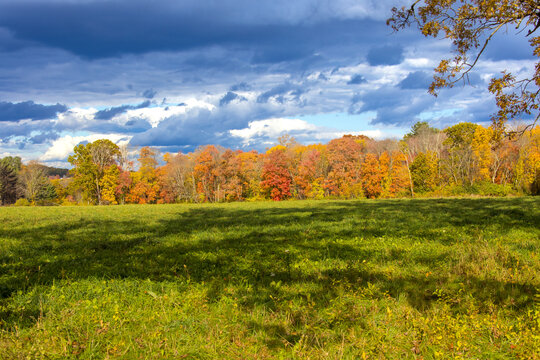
<box><xmin>35</xmin><ymin>199</ymin><xmax>59</xmax><ymax>206</ymax></box>
<box><xmin>13</xmin><ymin>198</ymin><xmax>31</xmax><ymax>206</ymax></box>
<box><xmin>474</xmin><ymin>181</ymin><xmax>514</xmax><ymax>196</ymax></box>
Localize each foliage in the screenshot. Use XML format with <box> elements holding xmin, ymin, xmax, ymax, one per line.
<box><xmin>193</xmin><ymin>145</ymin><xmax>221</xmax><ymax>202</ymax></box>
<box><xmin>158</xmin><ymin>153</ymin><xmax>195</xmax><ymax>203</ymax></box>
<box><xmin>4</xmin><ymin>124</ymin><xmax>540</xmax><ymax>206</ymax></box>
<box><xmin>410</xmin><ymin>151</ymin><xmax>438</xmax><ymax>192</ymax></box>
<box><xmin>388</xmin><ymin>0</ymin><xmax>540</xmax><ymax>132</ymax></box>
<box><xmin>360</xmin><ymin>153</ymin><xmax>383</xmax><ymax>198</ymax></box>
<box><xmin>403</xmin><ymin>121</ymin><xmax>439</xmax><ymax>140</ymax></box>
<box><xmin>115</xmin><ymin>169</ymin><xmax>132</xmax><ymax>205</ymax></box>
<box><xmin>325</xmin><ymin>136</ymin><xmax>363</xmax><ymax>198</ymax></box>
<box><xmin>295</xmin><ymin>146</ymin><xmax>327</xmax><ymax>200</ymax></box>
<box><xmin>261</xmin><ymin>146</ymin><xmax>292</xmax><ymax>201</ymax></box>
<box><xmin>13</xmin><ymin>198</ymin><xmax>30</xmax><ymax>206</ymax></box>
<box><xmin>471</xmin><ymin>125</ymin><xmax>494</xmax><ymax>181</ymax></box>
<box><xmin>388</xmin><ymin>151</ymin><xmax>412</xmax><ymax>197</ymax></box>
<box><xmin>125</xmin><ymin>147</ymin><xmax>161</xmax><ymax>205</ymax></box>
<box><xmin>0</xmin><ymin>156</ymin><xmax>22</xmax><ymax>172</ymax></box>
<box><xmin>473</xmin><ymin>181</ymin><xmax>514</xmax><ymax>196</ymax></box>
<box><xmin>0</xmin><ymin>162</ymin><xmax>18</xmax><ymax>205</ymax></box>
<box><xmin>68</xmin><ymin>139</ymin><xmax>120</xmax><ymax>204</ymax></box>
<box><xmin>34</xmin><ymin>183</ymin><xmax>57</xmax><ymax>205</ymax></box>
<box><xmin>17</xmin><ymin>161</ymin><xmax>56</xmax><ymax>204</ymax></box>
<box><xmin>0</xmin><ymin>198</ymin><xmax>538</xmax><ymax>358</ymax></box>
<box><xmin>100</xmin><ymin>165</ymin><xmax>120</xmax><ymax>205</ymax></box>
<box><xmin>442</xmin><ymin>122</ymin><xmax>479</xmax><ymax>185</ymax></box>
<box><xmin>515</xmin><ymin>126</ymin><xmax>540</xmax><ymax>193</ymax></box>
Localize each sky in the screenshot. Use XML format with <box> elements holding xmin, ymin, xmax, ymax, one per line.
<box><xmin>0</xmin><ymin>0</ymin><xmax>535</xmax><ymax>167</ymax></box>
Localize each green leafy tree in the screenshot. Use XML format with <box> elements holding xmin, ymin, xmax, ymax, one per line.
<box><xmin>68</xmin><ymin>139</ymin><xmax>120</xmax><ymax>204</ymax></box>
<box><xmin>0</xmin><ymin>156</ymin><xmax>22</xmax><ymax>172</ymax></box>
<box><xmin>35</xmin><ymin>183</ymin><xmax>57</xmax><ymax>205</ymax></box>
<box><xmin>404</xmin><ymin>121</ymin><xmax>438</xmax><ymax>140</ymax></box>
<box><xmin>410</xmin><ymin>151</ymin><xmax>438</xmax><ymax>192</ymax></box>
<box><xmin>388</xmin><ymin>0</ymin><xmax>540</xmax><ymax>132</ymax></box>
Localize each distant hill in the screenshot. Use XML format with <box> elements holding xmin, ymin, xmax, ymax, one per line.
<box><xmin>42</xmin><ymin>165</ymin><xmax>70</xmax><ymax>178</ymax></box>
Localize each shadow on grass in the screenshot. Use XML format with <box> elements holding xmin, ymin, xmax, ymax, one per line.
<box><xmin>1</xmin><ymin>198</ymin><xmax>539</xmax><ymax>332</ymax></box>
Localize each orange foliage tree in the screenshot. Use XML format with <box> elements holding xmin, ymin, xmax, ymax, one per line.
<box><xmin>360</xmin><ymin>153</ymin><xmax>383</xmax><ymax>198</ymax></box>
<box><xmin>325</xmin><ymin>136</ymin><xmax>364</xmax><ymax>198</ymax></box>
<box><xmin>193</xmin><ymin>145</ymin><xmax>221</xmax><ymax>202</ymax></box>
<box><xmin>126</xmin><ymin>146</ymin><xmax>160</xmax><ymax>204</ymax></box>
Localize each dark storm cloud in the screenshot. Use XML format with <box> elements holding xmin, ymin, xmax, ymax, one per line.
<box><xmin>444</xmin><ymin>98</ymin><xmax>497</xmax><ymax>125</ymax></box>
<box><xmin>0</xmin><ymin>0</ymin><xmax>526</xmax><ymax>160</ymax></box>
<box><xmin>349</xmin><ymin>87</ymin><xmax>436</xmax><ymax>126</ymax></box>
<box><xmin>0</xmin><ymin>119</ymin><xmax>55</xmax><ymax>141</ymax></box>
<box><xmin>94</xmin><ymin>100</ymin><xmax>151</xmax><ymax>120</ymax></box>
<box><xmin>257</xmin><ymin>82</ymin><xmax>306</xmax><ymax>104</ymax></box>
<box><xmin>130</xmin><ymin>102</ymin><xmax>278</xmax><ymax>150</ymax></box>
<box><xmin>399</xmin><ymin>70</ymin><xmax>483</xmax><ymax>91</ymax></box>
<box><xmin>251</xmin><ymin>46</ymin><xmax>314</xmax><ymax>64</ymax></box>
<box><xmin>142</xmin><ymin>89</ymin><xmax>157</xmax><ymax>99</ymax></box>
<box><xmin>85</xmin><ymin>117</ymin><xmax>152</xmax><ymax>134</ymax></box>
<box><xmin>398</xmin><ymin>71</ymin><xmax>432</xmax><ymax>90</ymax></box>
<box><xmin>366</xmin><ymin>45</ymin><xmax>404</xmax><ymax>66</ymax></box>
<box><xmin>0</xmin><ymin>101</ymin><xmax>67</xmax><ymax>122</ymax></box>
<box><xmin>230</xmin><ymin>82</ymin><xmax>251</xmax><ymax>91</ymax></box>
<box><xmin>29</xmin><ymin>131</ymin><xmax>59</xmax><ymax>144</ymax></box>
<box><xmin>0</xmin><ymin>1</ymin><xmax>395</xmax><ymax>62</ymax></box>
<box><xmin>219</xmin><ymin>92</ymin><xmax>247</xmax><ymax>106</ymax></box>
<box><xmin>129</xmin><ymin>108</ymin><xmax>229</xmax><ymax>148</ymax></box>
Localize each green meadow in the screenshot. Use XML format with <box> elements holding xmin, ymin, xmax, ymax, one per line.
<box><xmin>0</xmin><ymin>198</ymin><xmax>539</xmax><ymax>359</ymax></box>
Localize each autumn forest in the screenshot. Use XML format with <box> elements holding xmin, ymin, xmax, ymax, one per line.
<box><xmin>0</xmin><ymin>121</ymin><xmax>539</xmax><ymax>206</ymax></box>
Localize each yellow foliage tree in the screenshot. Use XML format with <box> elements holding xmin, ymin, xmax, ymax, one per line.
<box><xmin>100</xmin><ymin>165</ymin><xmax>120</xmax><ymax>205</ymax></box>
<box><xmin>516</xmin><ymin>126</ymin><xmax>540</xmax><ymax>193</ymax></box>
<box><xmin>471</xmin><ymin>126</ymin><xmax>494</xmax><ymax>182</ymax></box>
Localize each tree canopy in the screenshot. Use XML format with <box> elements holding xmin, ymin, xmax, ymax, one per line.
<box><xmin>0</xmin><ymin>163</ymin><xmax>18</xmax><ymax>205</ymax></box>
<box><xmin>388</xmin><ymin>0</ymin><xmax>540</xmax><ymax>133</ymax></box>
<box><xmin>68</xmin><ymin>139</ymin><xmax>120</xmax><ymax>205</ymax></box>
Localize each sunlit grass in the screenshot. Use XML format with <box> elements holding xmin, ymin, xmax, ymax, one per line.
<box><xmin>1</xmin><ymin>198</ymin><xmax>539</xmax><ymax>358</ymax></box>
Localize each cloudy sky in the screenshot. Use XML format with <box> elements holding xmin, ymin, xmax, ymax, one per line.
<box><xmin>0</xmin><ymin>0</ymin><xmax>535</xmax><ymax>166</ymax></box>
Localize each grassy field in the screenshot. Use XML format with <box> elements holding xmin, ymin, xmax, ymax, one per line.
<box><xmin>0</xmin><ymin>198</ymin><xmax>539</xmax><ymax>359</ymax></box>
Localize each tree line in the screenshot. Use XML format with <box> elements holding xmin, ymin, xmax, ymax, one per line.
<box><xmin>1</xmin><ymin>122</ymin><xmax>539</xmax><ymax>206</ymax></box>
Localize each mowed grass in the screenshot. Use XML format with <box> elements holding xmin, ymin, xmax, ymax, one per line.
<box><xmin>0</xmin><ymin>198</ymin><xmax>539</xmax><ymax>359</ymax></box>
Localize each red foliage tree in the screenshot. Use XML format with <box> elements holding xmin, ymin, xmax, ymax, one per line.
<box><xmin>261</xmin><ymin>146</ymin><xmax>292</xmax><ymax>201</ymax></box>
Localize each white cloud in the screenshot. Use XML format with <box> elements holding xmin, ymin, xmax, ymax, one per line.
<box><xmin>40</xmin><ymin>133</ymin><xmax>132</xmax><ymax>161</ymax></box>
<box><xmin>230</xmin><ymin>118</ymin><xmax>318</xmax><ymax>140</ymax></box>
<box><xmin>55</xmin><ymin>99</ymin><xmax>217</xmax><ymax>130</ymax></box>
<box><xmin>122</xmin><ymin>105</ymin><xmax>187</xmax><ymax>128</ymax></box>
<box><xmin>55</xmin><ymin>107</ymin><xmax>98</xmax><ymax>129</ymax></box>
<box><xmin>404</xmin><ymin>58</ymin><xmax>433</xmax><ymax>68</ymax></box>
<box><xmin>230</xmin><ymin>117</ymin><xmax>385</xmax><ymax>147</ymax></box>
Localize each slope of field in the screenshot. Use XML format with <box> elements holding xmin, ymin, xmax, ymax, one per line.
<box><xmin>0</xmin><ymin>198</ymin><xmax>539</xmax><ymax>358</ymax></box>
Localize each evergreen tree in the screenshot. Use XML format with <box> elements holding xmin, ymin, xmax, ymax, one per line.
<box><xmin>0</xmin><ymin>163</ymin><xmax>18</xmax><ymax>205</ymax></box>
